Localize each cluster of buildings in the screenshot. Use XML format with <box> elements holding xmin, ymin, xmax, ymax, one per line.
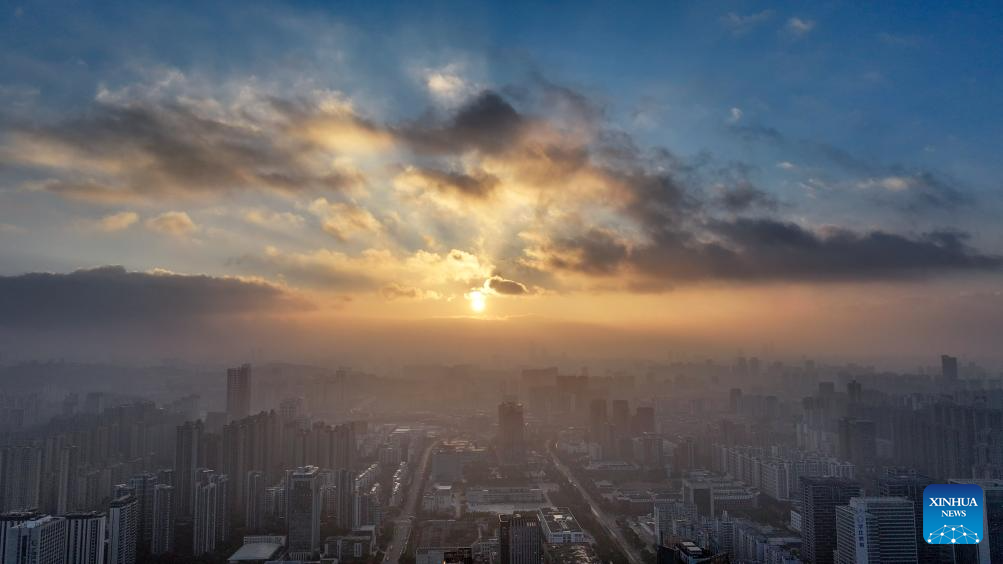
<box><xmin>0</xmin><ymin>364</ymin><xmax>433</xmax><ymax>564</ymax></box>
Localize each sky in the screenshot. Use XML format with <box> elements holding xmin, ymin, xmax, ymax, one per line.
<box><xmin>1</xmin><ymin>1</ymin><xmax>1002</xmax><ymax>365</ymax></box>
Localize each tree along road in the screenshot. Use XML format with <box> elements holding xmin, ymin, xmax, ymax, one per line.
<box><xmin>384</xmin><ymin>439</ymin><xmax>439</xmax><ymax>563</ymax></box>
<box><xmin>548</xmin><ymin>447</ymin><xmax>646</xmax><ymax>564</ymax></box>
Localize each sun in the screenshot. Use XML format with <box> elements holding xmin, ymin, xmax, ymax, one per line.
<box><xmin>468</xmin><ymin>290</ymin><xmax>486</xmax><ymax>313</ymax></box>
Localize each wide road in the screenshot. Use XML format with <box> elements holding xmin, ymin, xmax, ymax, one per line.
<box><xmin>385</xmin><ymin>438</ymin><xmax>438</xmax><ymax>563</ymax></box>
<box><xmin>548</xmin><ymin>447</ymin><xmax>646</xmax><ymax>564</ymax></box>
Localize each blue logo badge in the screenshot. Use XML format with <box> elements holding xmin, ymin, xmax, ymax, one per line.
<box><xmin>923</xmin><ymin>483</ymin><xmax>985</xmax><ymax>545</ymax></box>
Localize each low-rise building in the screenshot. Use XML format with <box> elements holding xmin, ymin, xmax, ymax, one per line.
<box><xmin>537</xmin><ymin>507</ymin><xmax>588</xmax><ymax>544</ymax></box>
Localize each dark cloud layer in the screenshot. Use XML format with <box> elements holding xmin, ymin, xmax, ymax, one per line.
<box><xmin>486</xmin><ymin>276</ymin><xmax>529</xmax><ymax>295</ymax></box>
<box><xmin>716</xmin><ymin>182</ymin><xmax>779</xmax><ymax>212</ymax></box>
<box><xmin>546</xmin><ymin>219</ymin><xmax>1001</xmax><ymax>287</ymax></box>
<box><xmin>4</xmin><ymin>99</ymin><xmax>359</xmax><ymax>202</ymax></box>
<box><xmin>728</xmin><ymin>122</ymin><xmax>972</xmax><ymax>212</ymax></box>
<box><xmin>398</xmin><ymin>92</ymin><xmax>525</xmax><ymax>155</ymax></box>
<box><xmin>0</xmin><ymin>266</ymin><xmax>307</xmax><ymax>328</ymax></box>
<box><xmin>403</xmin><ymin>166</ymin><xmax>500</xmax><ymax>199</ymax></box>
<box><xmin>2</xmin><ymin>80</ymin><xmax>996</xmax><ymax>295</ymax></box>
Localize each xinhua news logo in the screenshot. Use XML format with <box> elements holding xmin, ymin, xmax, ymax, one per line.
<box><xmin>923</xmin><ymin>483</ymin><xmax>985</xmax><ymax>545</ymax></box>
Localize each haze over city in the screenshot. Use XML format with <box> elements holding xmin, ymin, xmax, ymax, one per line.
<box><xmin>0</xmin><ymin>3</ymin><xmax>1002</xmax><ymax>564</ymax></box>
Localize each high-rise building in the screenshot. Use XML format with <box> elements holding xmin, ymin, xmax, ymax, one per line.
<box><xmin>834</xmin><ymin>497</ymin><xmax>917</xmax><ymax>563</ymax></box>
<box><xmin>192</xmin><ymin>470</ymin><xmax>229</xmax><ymax>556</ymax></box>
<box><xmin>498</xmin><ymin>514</ymin><xmax>511</xmax><ymax>564</ymax></box>
<box><xmin>497</xmin><ymin>401</ymin><xmax>526</xmax><ymax>465</ymax></box>
<box><xmin>286</xmin><ymin>466</ymin><xmax>321</xmax><ymax>558</ymax></box>
<box><xmin>2</xmin><ymin>445</ymin><xmax>43</xmax><ymax>512</ymax></box>
<box><xmin>221</xmin><ymin>410</ymin><xmax>281</xmax><ymax>519</ymax></box>
<box><xmin>611</xmin><ymin>399</ymin><xmax>630</xmax><ymax>431</ymax></box>
<box><xmin>174</xmin><ymin>420</ymin><xmax>204</xmax><ymax>517</ymax></box>
<box><xmin>108</xmin><ymin>494</ymin><xmax>139</xmax><ymax>564</ymax></box>
<box><xmin>226</xmin><ymin>364</ymin><xmax>252</xmax><ymax>422</ymax></box>
<box><xmin>353</xmin><ymin>483</ymin><xmax>382</xmax><ymax>529</ymax></box>
<box><xmin>332</xmin><ymin>423</ymin><xmax>357</xmax><ymax>472</ymax></box>
<box><xmin>334</xmin><ymin>468</ymin><xmax>353</xmax><ymax>529</ymax></box>
<box><xmin>126</xmin><ymin>473</ymin><xmax>157</xmax><ymax>550</ymax></box>
<box><xmin>65</xmin><ymin>512</ymin><xmax>106</xmax><ymax>564</ymax></box>
<box><xmin>55</xmin><ymin>446</ymin><xmax>81</xmax><ymax>515</ymax></box>
<box><xmin>588</xmin><ymin>399</ymin><xmax>607</xmax><ymax>444</ymax></box>
<box><xmin>800</xmin><ymin>477</ymin><xmax>863</xmax><ymax>564</ymax></box>
<box><xmin>0</xmin><ymin>512</ymin><xmax>39</xmax><ymax>555</ymax></box>
<box><xmin>1</xmin><ymin>515</ymin><xmax>66</xmax><ymax>564</ymax></box>
<box><xmin>508</xmin><ymin>513</ymin><xmax>542</xmax><ymax>564</ymax></box>
<box><xmin>837</xmin><ymin>418</ymin><xmax>877</xmax><ymax>470</ymax></box>
<box><xmin>948</xmin><ymin>479</ymin><xmax>1003</xmax><ymax>564</ymax></box>
<box><xmin>245</xmin><ymin>470</ymin><xmax>266</xmax><ymax>531</ymax></box>
<box><xmin>879</xmin><ymin>473</ymin><xmax>938</xmax><ymax>563</ymax></box>
<box><xmin>633</xmin><ymin>406</ymin><xmax>656</xmax><ymax>434</ymax></box>
<box><xmin>150</xmin><ymin>485</ymin><xmax>175</xmax><ymax>556</ymax></box>
<box><xmin>941</xmin><ymin>354</ymin><xmax>959</xmax><ymax>380</ymax></box>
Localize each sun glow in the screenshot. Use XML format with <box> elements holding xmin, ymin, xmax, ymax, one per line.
<box><xmin>468</xmin><ymin>290</ymin><xmax>486</xmax><ymax>313</ymax></box>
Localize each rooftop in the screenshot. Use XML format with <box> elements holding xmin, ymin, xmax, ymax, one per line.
<box><xmin>228</xmin><ymin>542</ymin><xmax>284</xmax><ymax>562</ymax></box>
<box><xmin>538</xmin><ymin>507</ymin><xmax>582</xmax><ymax>534</ymax></box>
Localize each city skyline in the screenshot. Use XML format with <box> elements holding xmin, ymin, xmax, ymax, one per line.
<box><xmin>1</xmin><ymin>2</ymin><xmax>1003</xmax><ymax>365</ymax></box>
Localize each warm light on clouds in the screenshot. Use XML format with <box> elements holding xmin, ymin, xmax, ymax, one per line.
<box><xmin>1</xmin><ymin>2</ymin><xmax>1001</xmax><ymax>362</ymax></box>
<box><xmin>145</xmin><ymin>211</ymin><xmax>197</xmax><ymax>236</ymax></box>
<box><xmin>84</xmin><ymin>211</ymin><xmax>140</xmax><ymax>233</ymax></box>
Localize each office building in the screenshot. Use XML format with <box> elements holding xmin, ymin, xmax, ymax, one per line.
<box><xmin>150</xmin><ymin>484</ymin><xmax>175</xmax><ymax>555</ymax></box>
<box><xmin>835</xmin><ymin>497</ymin><xmax>917</xmax><ymax>563</ymax></box>
<box><xmin>499</xmin><ymin>513</ymin><xmax>542</xmax><ymax>564</ymax></box>
<box><xmin>498</xmin><ymin>514</ymin><xmax>511</xmax><ymax>564</ymax></box>
<box><xmin>800</xmin><ymin>477</ymin><xmax>863</xmax><ymax>564</ymax></box>
<box><xmin>65</xmin><ymin>512</ymin><xmax>106</xmax><ymax>564</ymax></box>
<box><xmin>286</xmin><ymin>466</ymin><xmax>321</xmax><ymax>558</ymax></box>
<box><xmin>879</xmin><ymin>473</ymin><xmax>938</xmax><ymax>563</ymax></box>
<box><xmin>537</xmin><ymin>507</ymin><xmax>587</xmax><ymax>544</ymax></box>
<box><xmin>948</xmin><ymin>479</ymin><xmax>1003</xmax><ymax>564</ymax></box>
<box><xmin>226</xmin><ymin>364</ymin><xmax>252</xmax><ymax>422</ymax></box>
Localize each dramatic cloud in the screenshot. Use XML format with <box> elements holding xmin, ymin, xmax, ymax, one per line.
<box><xmin>235</xmin><ymin>245</ymin><xmax>494</xmax><ymax>296</ymax></box>
<box><xmin>380</xmin><ymin>282</ymin><xmax>442</xmax><ymax>301</ymax></box>
<box><xmin>0</xmin><ymin>266</ymin><xmax>307</xmax><ymax>328</ymax></box>
<box><xmin>398</xmin><ymin>91</ymin><xmax>525</xmax><ymax>155</ymax></box>
<box><xmin>1</xmin><ymin>75</ymin><xmax>994</xmax><ymax>298</ymax></box>
<box><xmin>535</xmin><ymin>219</ymin><xmax>1001</xmax><ymax>289</ymax></box>
<box><xmin>394</xmin><ymin>166</ymin><xmax>500</xmax><ymax>200</ymax></box>
<box><xmin>241</xmin><ymin>209</ymin><xmax>306</xmax><ymax>231</ymax></box>
<box><xmin>308</xmin><ymin>198</ymin><xmax>382</xmax><ymax>241</ymax></box>
<box><xmin>145</xmin><ymin>211</ymin><xmax>197</xmax><ymax>236</ymax></box>
<box><xmin>1</xmin><ymin>86</ymin><xmax>366</xmax><ymax>203</ymax></box>
<box><xmin>715</xmin><ymin>182</ymin><xmax>779</xmax><ymax>212</ymax></box>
